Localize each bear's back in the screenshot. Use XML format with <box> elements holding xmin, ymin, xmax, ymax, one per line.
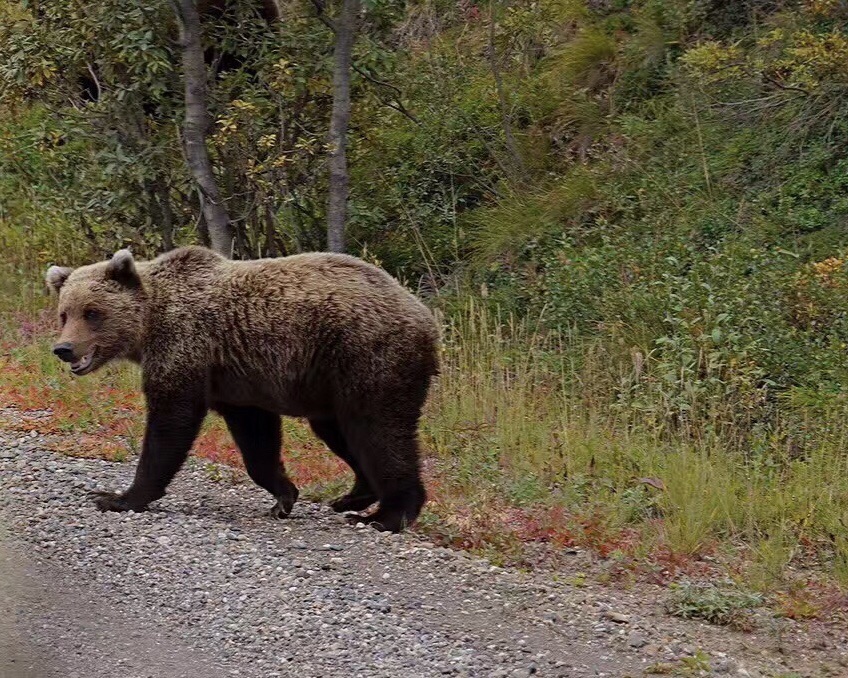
<box><xmin>144</xmin><ymin>247</ymin><xmax>438</xmax><ymax>388</ymax></box>
<box><xmin>227</xmin><ymin>251</ymin><xmax>435</xmax><ymax>332</ymax></box>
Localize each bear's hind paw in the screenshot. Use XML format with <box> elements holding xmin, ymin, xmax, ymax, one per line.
<box><xmin>91</xmin><ymin>490</ymin><xmax>133</xmax><ymax>513</ymax></box>
<box><xmin>345</xmin><ymin>508</ymin><xmax>408</xmax><ymax>533</ymax></box>
<box><xmin>344</xmin><ymin>511</ymin><xmax>376</xmax><ymax>527</ymax></box>
<box><xmin>330</xmin><ymin>492</ymin><xmax>377</xmax><ymax>513</ymax></box>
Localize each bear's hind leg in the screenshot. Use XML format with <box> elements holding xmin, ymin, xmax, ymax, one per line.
<box><xmin>218</xmin><ymin>404</ymin><xmax>299</xmax><ymax>518</ymax></box>
<box><xmin>340</xmin><ymin>418</ymin><xmax>426</xmax><ymax>533</ymax></box>
<box><xmin>308</xmin><ymin>417</ymin><xmax>377</xmax><ymax>513</ymax></box>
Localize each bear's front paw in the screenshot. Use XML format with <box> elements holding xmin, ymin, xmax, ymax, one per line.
<box><xmin>269</xmin><ymin>479</ymin><xmax>300</xmax><ymax>519</ymax></box>
<box><xmin>91</xmin><ymin>490</ymin><xmax>133</xmax><ymax>512</ymax></box>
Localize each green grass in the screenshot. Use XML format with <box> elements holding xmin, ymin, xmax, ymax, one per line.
<box><xmin>424</xmin><ymin>300</ymin><xmax>848</xmax><ymax>586</ymax></box>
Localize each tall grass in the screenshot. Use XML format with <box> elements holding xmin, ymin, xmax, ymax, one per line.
<box><xmin>424</xmin><ymin>300</ymin><xmax>848</xmax><ymax>584</ymax></box>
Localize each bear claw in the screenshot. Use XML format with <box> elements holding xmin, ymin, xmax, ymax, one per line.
<box><xmin>269</xmin><ymin>481</ymin><xmax>299</xmax><ymax>519</ymax></box>
<box><xmin>269</xmin><ymin>504</ymin><xmax>289</xmax><ymax>519</ymax></box>
<box><xmin>269</xmin><ymin>493</ymin><xmax>296</xmax><ymax>519</ymax></box>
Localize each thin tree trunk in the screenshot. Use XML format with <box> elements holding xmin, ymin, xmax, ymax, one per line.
<box><xmin>159</xmin><ymin>178</ymin><xmax>175</xmax><ymax>251</ymax></box>
<box><xmin>264</xmin><ymin>202</ymin><xmax>279</xmax><ymax>257</ymax></box>
<box><xmin>197</xmin><ymin>211</ymin><xmax>211</xmax><ymax>247</ymax></box>
<box><xmin>326</xmin><ymin>0</ymin><xmax>359</xmax><ymax>253</ymax></box>
<box><xmin>147</xmin><ymin>175</ymin><xmax>175</xmax><ymax>251</ymax></box>
<box><xmin>175</xmin><ymin>0</ymin><xmax>234</xmax><ymax>257</ymax></box>
<box><xmin>144</xmin><ymin>179</ymin><xmax>164</xmax><ymax>247</ymax></box>
<box><xmin>487</xmin><ymin>0</ymin><xmax>526</xmax><ymax>184</ymax></box>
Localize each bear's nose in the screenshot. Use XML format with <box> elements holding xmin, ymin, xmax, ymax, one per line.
<box><xmin>53</xmin><ymin>343</ymin><xmax>75</xmax><ymax>363</ymax></box>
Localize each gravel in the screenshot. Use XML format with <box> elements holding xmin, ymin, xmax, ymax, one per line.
<box><xmin>0</xmin><ymin>427</ymin><xmax>841</xmax><ymax>677</ymax></box>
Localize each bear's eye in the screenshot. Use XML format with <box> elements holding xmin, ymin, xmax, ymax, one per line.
<box><xmin>83</xmin><ymin>308</ymin><xmax>102</xmax><ymax>322</ymax></box>
<box><xmin>59</xmin><ymin>312</ymin><xmax>67</xmax><ymax>326</ymax></box>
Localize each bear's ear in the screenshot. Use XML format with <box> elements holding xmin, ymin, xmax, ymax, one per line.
<box><xmin>45</xmin><ymin>265</ymin><xmax>73</xmax><ymax>293</ymax></box>
<box><xmin>105</xmin><ymin>249</ymin><xmax>140</xmax><ymax>289</ymax></box>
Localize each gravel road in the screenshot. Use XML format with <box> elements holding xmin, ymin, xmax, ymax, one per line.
<box><xmin>0</xmin><ymin>427</ymin><xmax>842</xmax><ymax>677</ymax></box>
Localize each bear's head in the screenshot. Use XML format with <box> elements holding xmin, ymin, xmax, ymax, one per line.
<box><xmin>45</xmin><ymin>249</ymin><xmax>146</xmax><ymax>376</ymax></box>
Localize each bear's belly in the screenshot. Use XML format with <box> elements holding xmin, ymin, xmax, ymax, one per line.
<box><xmin>209</xmin><ymin>369</ymin><xmax>330</xmax><ymax>418</ymax></box>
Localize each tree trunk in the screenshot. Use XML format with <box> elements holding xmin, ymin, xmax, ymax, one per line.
<box><xmin>264</xmin><ymin>202</ymin><xmax>279</xmax><ymax>257</ymax></box>
<box><xmin>487</xmin><ymin>0</ymin><xmax>526</xmax><ymax>185</ymax></box>
<box><xmin>176</xmin><ymin>0</ymin><xmax>234</xmax><ymax>257</ymax></box>
<box><xmin>197</xmin><ymin>212</ymin><xmax>211</xmax><ymax>247</ymax></box>
<box><xmin>326</xmin><ymin>0</ymin><xmax>359</xmax><ymax>253</ymax></box>
<box><xmin>146</xmin><ymin>176</ymin><xmax>175</xmax><ymax>251</ymax></box>
<box><xmin>144</xmin><ymin>179</ymin><xmax>164</xmax><ymax>248</ymax></box>
<box><xmin>158</xmin><ymin>178</ymin><xmax>175</xmax><ymax>251</ymax></box>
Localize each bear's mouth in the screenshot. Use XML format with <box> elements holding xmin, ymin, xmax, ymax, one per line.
<box><xmin>71</xmin><ymin>348</ymin><xmax>97</xmax><ymax>376</ymax></box>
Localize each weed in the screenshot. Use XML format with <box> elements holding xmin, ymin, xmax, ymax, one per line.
<box><xmin>203</xmin><ymin>463</ymin><xmax>229</xmax><ymax>484</ymax></box>
<box><xmin>563</xmin><ymin>572</ymin><xmax>587</xmax><ymax>588</ymax></box>
<box><xmin>679</xmin><ymin>649</ymin><xmax>711</xmax><ymax>674</ymax></box>
<box><xmin>775</xmin><ymin>588</ymin><xmax>821</xmax><ymax>621</ymax></box>
<box><xmin>666</xmin><ymin>582</ymin><xmax>763</xmax><ymax>628</ymax></box>
<box><xmin>644</xmin><ymin>650</ymin><xmax>711</xmax><ymax>676</ymax></box>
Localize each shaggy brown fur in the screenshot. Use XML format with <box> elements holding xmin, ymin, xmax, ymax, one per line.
<box><xmin>46</xmin><ymin>246</ymin><xmax>439</xmax><ymax>532</ymax></box>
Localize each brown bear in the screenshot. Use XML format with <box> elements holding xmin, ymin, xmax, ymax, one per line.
<box><xmin>45</xmin><ymin>246</ymin><xmax>439</xmax><ymax>532</ymax></box>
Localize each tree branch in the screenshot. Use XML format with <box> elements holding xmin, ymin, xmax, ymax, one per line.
<box><xmin>310</xmin><ymin>0</ymin><xmax>335</xmax><ymax>29</ymax></box>
<box><xmin>85</xmin><ymin>62</ymin><xmax>102</xmax><ymax>101</ymax></box>
<box><xmin>761</xmin><ymin>73</ymin><xmax>811</xmax><ymax>95</ymax></box>
<box><xmin>352</xmin><ymin>64</ymin><xmax>420</xmax><ymax>124</ymax></box>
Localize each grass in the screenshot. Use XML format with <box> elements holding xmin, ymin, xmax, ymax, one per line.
<box><xmin>666</xmin><ymin>581</ymin><xmax>764</xmax><ymax>628</ymax></box>
<box><xmin>1</xmin><ymin>280</ymin><xmax>847</xmax><ymax>620</ymax></box>
<box><xmin>423</xmin><ymin>301</ymin><xmax>848</xmax><ymax>591</ymax></box>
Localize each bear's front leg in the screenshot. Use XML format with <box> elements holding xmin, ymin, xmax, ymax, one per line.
<box><xmin>94</xmin><ymin>389</ymin><xmax>207</xmax><ymax>513</ymax></box>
